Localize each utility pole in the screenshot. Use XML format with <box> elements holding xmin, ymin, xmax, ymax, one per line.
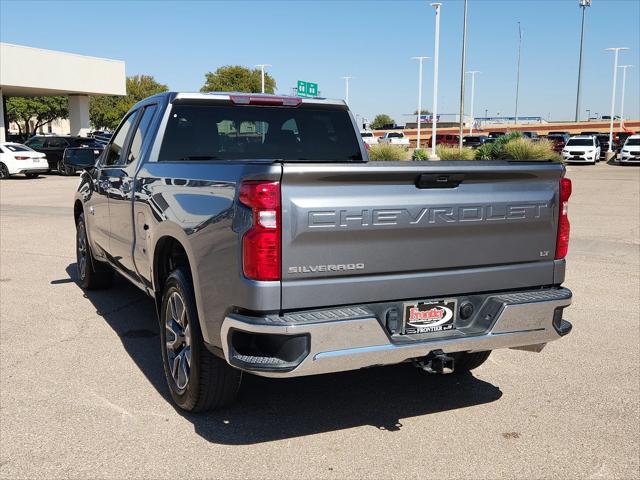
<box><xmin>515</xmin><ymin>22</ymin><xmax>522</xmax><ymax>125</ymax></box>
<box><xmin>617</xmin><ymin>65</ymin><xmax>632</xmax><ymax>130</ymax></box>
<box><xmin>254</xmin><ymin>64</ymin><xmax>271</xmax><ymax>93</ymax></box>
<box><xmin>341</xmin><ymin>76</ymin><xmax>353</xmax><ymax>104</ymax></box>
<box><xmin>605</xmin><ymin>47</ymin><xmax>629</xmax><ymax>156</ymax></box>
<box><xmin>575</xmin><ymin>0</ymin><xmax>592</xmax><ymax>121</ymax></box>
<box><xmin>586</xmin><ymin>108</ymin><xmax>591</xmax><ymax>120</ymax></box>
<box><xmin>466</xmin><ymin>71</ymin><xmax>480</xmax><ymax>134</ymax></box>
<box><xmin>412</xmin><ymin>56</ymin><xmax>430</xmax><ymax>148</ymax></box>
<box><xmin>458</xmin><ymin>0</ymin><xmax>468</xmax><ymax>149</ymax></box>
<box><xmin>430</xmin><ymin>2</ymin><xmax>442</xmax><ymax>159</ymax></box>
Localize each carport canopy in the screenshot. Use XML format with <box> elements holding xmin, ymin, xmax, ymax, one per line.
<box><xmin>0</xmin><ymin>43</ymin><xmax>126</xmax><ymax>141</ymax></box>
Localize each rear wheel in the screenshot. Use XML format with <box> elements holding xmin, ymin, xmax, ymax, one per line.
<box><xmin>452</xmin><ymin>351</ymin><xmax>491</xmax><ymax>372</ymax></box>
<box><xmin>76</xmin><ymin>213</ymin><xmax>112</xmax><ymax>289</ymax></box>
<box><xmin>160</xmin><ymin>268</ymin><xmax>241</xmax><ymax>412</ymax></box>
<box><xmin>58</xmin><ymin>160</ymin><xmax>74</xmax><ymax>176</ymax></box>
<box><xmin>0</xmin><ymin>163</ymin><xmax>10</xmax><ymax>179</ymax></box>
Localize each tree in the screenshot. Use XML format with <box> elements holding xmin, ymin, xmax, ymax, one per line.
<box><xmin>90</xmin><ymin>75</ymin><xmax>168</xmax><ymax>130</ymax></box>
<box><xmin>5</xmin><ymin>96</ymin><xmax>69</xmax><ymax>137</ymax></box>
<box><xmin>370</xmin><ymin>114</ymin><xmax>395</xmax><ymax>130</ymax></box>
<box><xmin>200</xmin><ymin>65</ymin><xmax>276</xmax><ymax>94</ymax></box>
<box><xmin>413</xmin><ymin>109</ymin><xmax>432</xmax><ymax>115</ymax></box>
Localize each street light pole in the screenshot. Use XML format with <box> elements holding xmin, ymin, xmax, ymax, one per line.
<box><xmin>466</xmin><ymin>70</ymin><xmax>480</xmax><ymax>134</ymax></box>
<box><xmin>254</xmin><ymin>64</ymin><xmax>272</xmax><ymax>93</ymax></box>
<box><xmin>514</xmin><ymin>22</ymin><xmax>523</xmax><ymax>125</ymax></box>
<box><xmin>586</xmin><ymin>109</ymin><xmax>591</xmax><ymax>120</ymax></box>
<box><xmin>458</xmin><ymin>0</ymin><xmax>468</xmax><ymax>150</ymax></box>
<box><xmin>341</xmin><ymin>76</ymin><xmax>352</xmax><ymax>104</ymax></box>
<box><xmin>575</xmin><ymin>0</ymin><xmax>591</xmax><ymax>121</ymax></box>
<box><xmin>430</xmin><ymin>2</ymin><xmax>442</xmax><ymax>159</ymax></box>
<box><xmin>412</xmin><ymin>56</ymin><xmax>430</xmax><ymax>148</ymax></box>
<box><xmin>617</xmin><ymin>65</ymin><xmax>632</xmax><ymax>130</ymax></box>
<box><xmin>605</xmin><ymin>47</ymin><xmax>629</xmax><ymax>154</ymax></box>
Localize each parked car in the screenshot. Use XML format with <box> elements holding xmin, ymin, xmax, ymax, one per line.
<box><xmin>24</xmin><ymin>135</ymin><xmax>104</xmax><ymax>174</ymax></box>
<box><xmin>462</xmin><ymin>135</ymin><xmax>488</xmax><ymax>148</ymax></box>
<box><xmin>547</xmin><ymin>131</ymin><xmax>570</xmax><ymax>136</ymax></box>
<box><xmin>0</xmin><ymin>142</ymin><xmax>49</xmax><ymax>179</ymax></box>
<box><xmin>562</xmin><ymin>136</ymin><xmax>601</xmax><ymax>164</ymax></box>
<box><xmin>521</xmin><ymin>131</ymin><xmax>540</xmax><ymax>141</ymax></box>
<box><xmin>428</xmin><ymin>134</ymin><xmax>460</xmax><ymax>147</ymax></box>
<box><xmin>595</xmin><ymin>134</ymin><xmax>613</xmax><ymax>158</ymax></box>
<box><xmin>378</xmin><ymin>131</ymin><xmax>410</xmax><ymax>146</ymax></box>
<box><xmin>360</xmin><ymin>131</ymin><xmax>378</xmax><ymax>147</ymax></box>
<box><xmin>488</xmin><ymin>131</ymin><xmax>506</xmax><ymax>139</ymax></box>
<box><xmin>618</xmin><ymin>134</ymin><xmax>640</xmax><ymax>164</ymax></box>
<box><xmin>615</xmin><ymin>132</ymin><xmax>635</xmax><ymax>152</ymax></box>
<box><xmin>70</xmin><ymin>92</ymin><xmax>573</xmax><ymax>412</ymax></box>
<box><xmin>547</xmin><ymin>134</ymin><xmax>569</xmax><ymax>153</ymax></box>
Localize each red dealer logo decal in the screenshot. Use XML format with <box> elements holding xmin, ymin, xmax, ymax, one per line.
<box><xmin>407</xmin><ymin>305</ymin><xmax>454</xmax><ymax>327</ymax></box>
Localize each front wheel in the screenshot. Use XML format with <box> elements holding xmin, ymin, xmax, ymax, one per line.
<box><xmin>160</xmin><ymin>268</ymin><xmax>241</xmax><ymax>412</ymax></box>
<box><xmin>76</xmin><ymin>213</ymin><xmax>112</xmax><ymax>289</ymax></box>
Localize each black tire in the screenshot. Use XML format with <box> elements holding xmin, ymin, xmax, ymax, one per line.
<box><xmin>76</xmin><ymin>213</ymin><xmax>113</xmax><ymax>289</ymax></box>
<box><xmin>0</xmin><ymin>163</ymin><xmax>10</xmax><ymax>179</ymax></box>
<box><xmin>58</xmin><ymin>160</ymin><xmax>74</xmax><ymax>176</ymax></box>
<box><xmin>452</xmin><ymin>351</ymin><xmax>491</xmax><ymax>372</ymax></box>
<box><xmin>160</xmin><ymin>268</ymin><xmax>242</xmax><ymax>412</ymax></box>
<box><xmin>25</xmin><ymin>173</ymin><xmax>39</xmax><ymax>179</ymax></box>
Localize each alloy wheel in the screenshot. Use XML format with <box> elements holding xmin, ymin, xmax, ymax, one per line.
<box><xmin>0</xmin><ymin>163</ymin><xmax>9</xmax><ymax>179</ymax></box>
<box><xmin>165</xmin><ymin>292</ymin><xmax>192</xmax><ymax>391</ymax></box>
<box><xmin>76</xmin><ymin>222</ymin><xmax>87</xmax><ymax>279</ymax></box>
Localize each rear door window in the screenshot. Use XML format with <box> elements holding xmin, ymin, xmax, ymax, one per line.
<box><xmin>158</xmin><ymin>104</ymin><xmax>362</xmax><ymax>162</ymax></box>
<box><xmin>25</xmin><ymin>137</ymin><xmax>46</xmax><ymax>149</ymax></box>
<box><xmin>46</xmin><ymin>138</ymin><xmax>69</xmax><ymax>148</ymax></box>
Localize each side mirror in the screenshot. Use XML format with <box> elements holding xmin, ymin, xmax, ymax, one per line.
<box><xmin>63</xmin><ymin>148</ymin><xmax>97</xmax><ymax>172</ymax></box>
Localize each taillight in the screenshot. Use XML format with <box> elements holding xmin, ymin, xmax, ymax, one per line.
<box><xmin>239</xmin><ymin>181</ymin><xmax>281</xmax><ymax>281</ymax></box>
<box><xmin>15</xmin><ymin>156</ymin><xmax>29</xmax><ymax>160</ymax></box>
<box><xmin>555</xmin><ymin>177</ymin><xmax>572</xmax><ymax>259</ymax></box>
<box><xmin>230</xmin><ymin>95</ymin><xmax>302</xmax><ymax>107</ymax></box>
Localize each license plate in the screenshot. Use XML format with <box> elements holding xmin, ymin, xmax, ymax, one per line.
<box><xmin>571</xmin><ymin>157</ymin><xmax>582</xmax><ymax>160</ymax></box>
<box><xmin>403</xmin><ymin>299</ymin><xmax>457</xmax><ymax>334</ymax></box>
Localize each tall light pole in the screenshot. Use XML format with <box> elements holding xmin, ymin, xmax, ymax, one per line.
<box><xmin>254</xmin><ymin>64</ymin><xmax>272</xmax><ymax>93</ymax></box>
<box><xmin>514</xmin><ymin>22</ymin><xmax>523</xmax><ymax>125</ymax></box>
<box><xmin>618</xmin><ymin>65</ymin><xmax>632</xmax><ymax>130</ymax></box>
<box><xmin>341</xmin><ymin>76</ymin><xmax>353</xmax><ymax>104</ymax></box>
<box><xmin>458</xmin><ymin>0</ymin><xmax>468</xmax><ymax>149</ymax></box>
<box><xmin>430</xmin><ymin>2</ymin><xmax>442</xmax><ymax>159</ymax></box>
<box><xmin>575</xmin><ymin>0</ymin><xmax>592</xmax><ymax>121</ymax></box>
<box><xmin>412</xmin><ymin>56</ymin><xmax>430</xmax><ymax>148</ymax></box>
<box><xmin>605</xmin><ymin>47</ymin><xmax>629</xmax><ymax>155</ymax></box>
<box><xmin>586</xmin><ymin>108</ymin><xmax>591</xmax><ymax>120</ymax></box>
<box><xmin>466</xmin><ymin>70</ymin><xmax>480</xmax><ymax>134</ymax></box>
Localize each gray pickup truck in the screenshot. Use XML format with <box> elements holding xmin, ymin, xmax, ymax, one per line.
<box><xmin>72</xmin><ymin>92</ymin><xmax>573</xmax><ymax>412</ymax></box>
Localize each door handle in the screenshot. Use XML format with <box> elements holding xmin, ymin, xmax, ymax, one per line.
<box><xmin>416</xmin><ymin>173</ymin><xmax>464</xmax><ymax>189</ymax></box>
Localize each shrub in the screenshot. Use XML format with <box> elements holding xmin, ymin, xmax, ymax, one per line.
<box><xmin>368</xmin><ymin>144</ymin><xmax>409</xmax><ymax>161</ymax></box>
<box><xmin>476</xmin><ymin>132</ymin><xmax>522</xmax><ymax>160</ymax></box>
<box><xmin>412</xmin><ymin>148</ymin><xmax>428</xmax><ymax>161</ymax></box>
<box><xmin>436</xmin><ymin>145</ymin><xmax>476</xmax><ymax>160</ymax></box>
<box><xmin>502</xmin><ymin>138</ymin><xmax>560</xmax><ymax>161</ymax></box>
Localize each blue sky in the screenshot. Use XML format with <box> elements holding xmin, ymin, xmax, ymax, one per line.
<box><xmin>1</xmin><ymin>0</ymin><xmax>639</xmax><ymax>125</ymax></box>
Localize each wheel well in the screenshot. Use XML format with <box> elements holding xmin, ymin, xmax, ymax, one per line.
<box><xmin>74</xmin><ymin>200</ymin><xmax>83</xmax><ymax>224</ymax></box>
<box><xmin>153</xmin><ymin>236</ymin><xmax>192</xmax><ymax>300</ymax></box>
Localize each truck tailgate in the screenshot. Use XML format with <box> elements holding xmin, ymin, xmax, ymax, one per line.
<box><xmin>280</xmin><ymin>161</ymin><xmax>564</xmax><ymax>310</ymax></box>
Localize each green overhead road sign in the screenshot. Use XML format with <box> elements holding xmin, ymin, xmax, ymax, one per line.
<box><xmin>297</xmin><ymin>80</ymin><xmax>318</xmax><ymax>97</ymax></box>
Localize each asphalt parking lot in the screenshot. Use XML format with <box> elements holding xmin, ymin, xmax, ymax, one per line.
<box><xmin>0</xmin><ymin>163</ymin><xmax>638</xmax><ymax>479</ymax></box>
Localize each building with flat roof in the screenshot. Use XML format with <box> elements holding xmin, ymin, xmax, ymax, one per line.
<box><xmin>0</xmin><ymin>43</ymin><xmax>126</xmax><ymax>141</ymax></box>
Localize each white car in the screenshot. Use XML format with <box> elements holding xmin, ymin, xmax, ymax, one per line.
<box><xmin>562</xmin><ymin>136</ymin><xmax>601</xmax><ymax>165</ymax></box>
<box><xmin>360</xmin><ymin>131</ymin><xmax>378</xmax><ymax>146</ymax></box>
<box><xmin>619</xmin><ymin>134</ymin><xmax>640</xmax><ymax>164</ymax></box>
<box><xmin>0</xmin><ymin>143</ymin><xmax>48</xmax><ymax>179</ymax></box>
<box><xmin>378</xmin><ymin>131</ymin><xmax>410</xmax><ymax>146</ymax></box>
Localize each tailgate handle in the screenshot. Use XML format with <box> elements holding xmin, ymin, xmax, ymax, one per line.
<box><xmin>416</xmin><ymin>173</ymin><xmax>464</xmax><ymax>189</ymax></box>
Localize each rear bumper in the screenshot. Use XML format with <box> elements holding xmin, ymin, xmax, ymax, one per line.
<box><xmin>15</xmin><ymin>167</ymin><xmax>48</xmax><ymax>174</ymax></box>
<box><xmin>220</xmin><ymin>287</ymin><xmax>572</xmax><ymax>378</ymax></box>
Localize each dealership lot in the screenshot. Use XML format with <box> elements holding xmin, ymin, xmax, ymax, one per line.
<box><xmin>0</xmin><ymin>163</ymin><xmax>638</xmax><ymax>479</ymax></box>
